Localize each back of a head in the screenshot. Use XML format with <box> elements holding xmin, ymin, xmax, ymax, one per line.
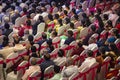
<box><xmin>88</xmin><ymin>37</ymin><xmax>96</xmax><ymax>44</ymax></box>
<box><xmin>48</xmin><ymin>14</ymin><xmax>53</xmax><ymax>21</ymax></box>
<box><xmin>54</xmin><ymin>65</ymin><xmax>60</xmax><ymax>73</ymax></box>
<box><xmin>103</xmin><ymin>14</ymin><xmax>108</xmax><ymax>20</ymax></box>
<box><xmin>66</xmin><ymin>57</ymin><xmax>73</xmax><ymax>66</ymax></box>
<box><xmin>90</xmin><ymin>25</ymin><xmax>96</xmax><ymax>32</ymax></box>
<box><xmin>31</xmin><ymin>46</ymin><xmax>36</xmax><ymax>52</ymax></box>
<box><xmin>99</xmin><ymin>46</ymin><xmax>106</xmax><ymax>54</ymax></box>
<box><xmin>74</xmin><ymin>14</ymin><xmax>79</xmax><ymax>20</ymax></box>
<box><xmin>54</xmin><ymin>14</ymin><xmax>59</xmax><ymax>19</ymax></box>
<box><xmin>87</xmin><ymin>50</ymin><xmax>93</xmax><ymax>57</ymax></box>
<box><xmin>52</xmin><ymin>31</ymin><xmax>57</xmax><ymax>37</ymax></box>
<box><xmin>26</xmin><ymin>20</ymin><xmax>31</xmax><ymax>26</ymax></box>
<box><xmin>58</xmin><ymin>18</ymin><xmax>63</xmax><ymax>26</ymax></box>
<box><xmin>30</xmin><ymin>57</ymin><xmax>37</xmax><ymax>65</ymax></box>
<box><xmin>58</xmin><ymin>49</ymin><xmax>64</xmax><ymax>57</ymax></box>
<box><xmin>28</xmin><ymin>35</ymin><xmax>34</xmax><ymax>42</ymax></box>
<box><xmin>44</xmin><ymin>53</ymin><xmax>50</xmax><ymax>60</ymax></box>
<box><xmin>65</xmin><ymin>17</ymin><xmax>70</xmax><ymax>24</ymax></box>
<box><xmin>67</xmin><ymin>30</ymin><xmax>73</xmax><ymax>37</ymax></box>
<box><xmin>70</xmin><ymin>22</ymin><xmax>74</xmax><ymax>29</ymax></box>
<box><xmin>42</xmin><ymin>33</ymin><xmax>47</xmax><ymax>39</ymax></box>
<box><xmin>4</xmin><ymin>23</ymin><xmax>10</xmax><ymax>29</ymax></box>
<box><xmin>64</xmin><ymin>10</ymin><xmax>68</xmax><ymax>15</ymax></box>
<box><xmin>39</xmin><ymin>16</ymin><xmax>44</xmax><ymax>21</ymax></box>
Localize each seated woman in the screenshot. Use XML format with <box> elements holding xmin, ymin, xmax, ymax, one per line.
<box><xmin>61</xmin><ymin>57</ymin><xmax>79</xmax><ymax>78</ymax></box>
<box><xmin>22</xmin><ymin>57</ymin><xmax>40</xmax><ymax>80</ymax></box>
<box><xmin>30</xmin><ymin>46</ymin><xmax>39</xmax><ymax>58</ymax></box>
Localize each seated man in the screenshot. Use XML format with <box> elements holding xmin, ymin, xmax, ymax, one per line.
<box><xmin>79</xmin><ymin>50</ymin><xmax>96</xmax><ymax>71</ymax></box>
<box><xmin>49</xmin><ymin>65</ymin><xmax>61</xmax><ymax>80</ymax></box>
<box><xmin>61</xmin><ymin>57</ymin><xmax>79</xmax><ymax>78</ymax></box>
<box><xmin>40</xmin><ymin>53</ymin><xmax>55</xmax><ymax>79</ymax></box>
<box><xmin>22</xmin><ymin>57</ymin><xmax>40</xmax><ymax>80</ymax></box>
<box><xmin>64</xmin><ymin>30</ymin><xmax>75</xmax><ymax>45</ymax></box>
<box><xmin>54</xmin><ymin>49</ymin><xmax>66</xmax><ymax>65</ymax></box>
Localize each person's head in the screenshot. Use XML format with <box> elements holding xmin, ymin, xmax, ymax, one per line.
<box><xmin>23</xmin><ymin>8</ymin><xmax>27</xmax><ymax>13</ymax></box>
<box><xmin>4</xmin><ymin>23</ymin><xmax>10</xmax><ymax>29</ymax></box>
<box><xmin>99</xmin><ymin>46</ymin><xmax>106</xmax><ymax>55</ymax></box>
<box><xmin>66</xmin><ymin>57</ymin><xmax>73</xmax><ymax>66</ymax></box>
<box><xmin>31</xmin><ymin>46</ymin><xmax>36</xmax><ymax>52</ymax></box>
<box><xmin>90</xmin><ymin>25</ymin><xmax>96</xmax><ymax>32</ymax></box>
<box><xmin>26</xmin><ymin>20</ymin><xmax>31</xmax><ymax>26</ymax></box>
<box><xmin>70</xmin><ymin>22</ymin><xmax>74</xmax><ymax>29</ymax></box>
<box><xmin>30</xmin><ymin>57</ymin><xmax>37</xmax><ymax>65</ymax></box>
<box><xmin>58</xmin><ymin>18</ymin><xmax>63</xmax><ymax>26</ymax></box>
<box><xmin>103</xmin><ymin>14</ymin><xmax>108</xmax><ymax>20</ymax></box>
<box><xmin>51</xmin><ymin>1</ymin><xmax>56</xmax><ymax>7</ymax></box>
<box><xmin>54</xmin><ymin>65</ymin><xmax>60</xmax><ymax>73</ymax></box>
<box><xmin>26</xmin><ymin>14</ymin><xmax>31</xmax><ymax>19</ymax></box>
<box><xmin>42</xmin><ymin>33</ymin><xmax>47</xmax><ymax>39</ymax></box>
<box><xmin>87</xmin><ymin>50</ymin><xmax>94</xmax><ymax>57</ymax></box>
<box><xmin>58</xmin><ymin>49</ymin><xmax>64</xmax><ymax>57</ymax></box>
<box><xmin>81</xmin><ymin>19</ymin><xmax>86</xmax><ymax>27</ymax></box>
<box><xmin>11</xmin><ymin>5</ymin><xmax>15</xmax><ymax>11</ymax></box>
<box><xmin>106</xmin><ymin>20</ymin><xmax>113</xmax><ymax>27</ymax></box>
<box><xmin>46</xmin><ymin>40</ymin><xmax>52</xmax><ymax>47</ymax></box>
<box><xmin>88</xmin><ymin>37</ymin><xmax>96</xmax><ymax>44</ymax></box>
<box><xmin>51</xmin><ymin>31</ymin><xmax>57</xmax><ymax>38</ymax></box>
<box><xmin>78</xmin><ymin>4</ymin><xmax>82</xmax><ymax>9</ymax></box>
<box><xmin>96</xmin><ymin>8</ymin><xmax>102</xmax><ymax>15</ymax></box>
<box><xmin>2</xmin><ymin>36</ymin><xmax>9</xmax><ymax>47</ymax></box>
<box><xmin>38</xmin><ymin>16</ymin><xmax>44</xmax><ymax>22</ymax></box>
<box><xmin>48</xmin><ymin>14</ymin><xmax>53</xmax><ymax>21</ymax></box>
<box><xmin>64</xmin><ymin>10</ymin><xmax>68</xmax><ymax>16</ymax></box>
<box><xmin>108</xmin><ymin>43</ymin><xmax>118</xmax><ymax>51</ymax></box>
<box><xmin>71</xmin><ymin>8</ymin><xmax>76</xmax><ymax>14</ymax></box>
<box><xmin>14</xmin><ymin>37</ymin><xmax>20</xmax><ymax>44</ymax></box>
<box><xmin>4</xmin><ymin>16</ymin><xmax>10</xmax><ymax>23</ymax></box>
<box><xmin>66</xmin><ymin>30</ymin><xmax>73</xmax><ymax>37</ymax></box>
<box><xmin>54</xmin><ymin>14</ymin><xmax>59</xmax><ymax>19</ymax></box>
<box><xmin>111</xmin><ymin>28</ymin><xmax>119</xmax><ymax>37</ymax></box>
<box><xmin>77</xmin><ymin>40</ymin><xmax>83</xmax><ymax>47</ymax></box>
<box><xmin>28</xmin><ymin>35</ymin><xmax>34</xmax><ymax>42</ymax></box>
<box><xmin>74</xmin><ymin>14</ymin><xmax>79</xmax><ymax>21</ymax></box>
<box><xmin>82</xmin><ymin>13</ymin><xmax>87</xmax><ymax>18</ymax></box>
<box><xmin>44</xmin><ymin>53</ymin><xmax>51</xmax><ymax>60</ymax></box>
<box><xmin>65</xmin><ymin>17</ymin><xmax>70</xmax><ymax>24</ymax></box>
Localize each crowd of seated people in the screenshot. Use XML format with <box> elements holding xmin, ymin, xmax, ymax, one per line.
<box><xmin>0</xmin><ymin>0</ymin><xmax>120</xmax><ymax>80</ymax></box>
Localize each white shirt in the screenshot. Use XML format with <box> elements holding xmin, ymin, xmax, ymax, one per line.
<box><xmin>62</xmin><ymin>65</ymin><xmax>79</xmax><ymax>77</ymax></box>
<box><xmin>79</xmin><ymin>57</ymin><xmax>96</xmax><ymax>71</ymax></box>
<box><xmin>87</xmin><ymin>43</ymin><xmax>98</xmax><ymax>50</ymax></box>
<box><xmin>54</xmin><ymin>57</ymin><xmax>66</xmax><ymax>65</ymax></box>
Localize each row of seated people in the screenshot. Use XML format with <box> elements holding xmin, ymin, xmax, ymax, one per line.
<box><xmin>0</xmin><ymin>0</ymin><xmax>120</xmax><ymax>80</ymax></box>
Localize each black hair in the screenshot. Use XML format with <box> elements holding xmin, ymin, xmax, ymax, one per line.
<box><xmin>64</xmin><ymin>10</ymin><xmax>68</xmax><ymax>16</ymax></box>
<box><xmin>4</xmin><ymin>23</ymin><xmax>10</xmax><ymax>29</ymax></box>
<box><xmin>31</xmin><ymin>46</ymin><xmax>36</xmax><ymax>52</ymax></box>
<box><xmin>42</xmin><ymin>33</ymin><xmax>47</xmax><ymax>39</ymax></box>
<box><xmin>44</xmin><ymin>53</ymin><xmax>50</xmax><ymax>60</ymax></box>
<box><xmin>103</xmin><ymin>14</ymin><xmax>108</xmax><ymax>20</ymax></box>
<box><xmin>67</xmin><ymin>30</ymin><xmax>73</xmax><ymax>37</ymax></box>
<box><xmin>54</xmin><ymin>65</ymin><xmax>60</xmax><ymax>73</ymax></box>
<box><xmin>58</xmin><ymin>49</ymin><xmax>64</xmax><ymax>57</ymax></box>
<box><xmin>28</xmin><ymin>35</ymin><xmax>34</xmax><ymax>42</ymax></box>
<box><xmin>39</xmin><ymin>16</ymin><xmax>44</xmax><ymax>22</ymax></box>
<box><xmin>70</xmin><ymin>22</ymin><xmax>74</xmax><ymax>29</ymax></box>
<box><xmin>74</xmin><ymin>14</ymin><xmax>79</xmax><ymax>20</ymax></box>
<box><xmin>54</xmin><ymin>14</ymin><xmax>59</xmax><ymax>19</ymax></box>
<box><xmin>87</xmin><ymin>50</ymin><xmax>94</xmax><ymax>57</ymax></box>
<box><xmin>72</xmin><ymin>8</ymin><xmax>76</xmax><ymax>14</ymax></box>
<box><xmin>48</xmin><ymin>14</ymin><xmax>53</xmax><ymax>21</ymax></box>
<box><xmin>23</xmin><ymin>8</ymin><xmax>27</xmax><ymax>13</ymax></box>
<box><xmin>90</xmin><ymin>25</ymin><xmax>96</xmax><ymax>32</ymax></box>
<box><xmin>65</xmin><ymin>17</ymin><xmax>70</xmax><ymax>24</ymax></box>
<box><xmin>58</xmin><ymin>18</ymin><xmax>63</xmax><ymax>26</ymax></box>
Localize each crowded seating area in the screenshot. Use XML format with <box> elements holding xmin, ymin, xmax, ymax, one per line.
<box><xmin>0</xmin><ymin>0</ymin><xmax>120</xmax><ymax>80</ymax></box>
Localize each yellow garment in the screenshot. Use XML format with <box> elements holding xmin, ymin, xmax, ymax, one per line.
<box><xmin>53</xmin><ymin>19</ymin><xmax>58</xmax><ymax>25</ymax></box>
<box><xmin>54</xmin><ymin>25</ymin><xmax>60</xmax><ymax>32</ymax></box>
<box><xmin>77</xmin><ymin>26</ymin><xmax>83</xmax><ymax>31</ymax></box>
